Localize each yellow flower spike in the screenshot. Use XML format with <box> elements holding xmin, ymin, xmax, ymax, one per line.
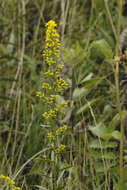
<box><xmin>37</xmin><ymin>20</ymin><xmax>68</xmax><ymax>159</ymax></box>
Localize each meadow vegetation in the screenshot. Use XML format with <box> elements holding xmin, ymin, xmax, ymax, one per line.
<box><xmin>0</xmin><ymin>0</ymin><xmax>127</xmax><ymax>189</ymax></box>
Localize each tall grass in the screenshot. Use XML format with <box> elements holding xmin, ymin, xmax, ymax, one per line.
<box><xmin>0</xmin><ymin>0</ymin><xmax>127</xmax><ymax>189</ymax></box>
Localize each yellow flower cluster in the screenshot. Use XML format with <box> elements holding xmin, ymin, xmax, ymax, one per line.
<box><xmin>36</xmin><ymin>91</ymin><xmax>43</xmax><ymax>98</ymax></box>
<box><xmin>36</xmin><ymin>91</ymin><xmax>48</xmax><ymax>101</ymax></box>
<box><xmin>0</xmin><ymin>175</ymin><xmax>15</xmax><ymax>185</ymax></box>
<box><xmin>55</xmin><ymin>144</ymin><xmax>66</xmax><ymax>154</ymax></box>
<box><xmin>55</xmin><ymin>78</ymin><xmax>68</xmax><ymax>92</ymax></box>
<box><xmin>36</xmin><ymin>92</ymin><xmax>56</xmax><ymax>105</ymax></box>
<box><xmin>42</xmin><ymin>83</ymin><xmax>52</xmax><ymax>91</ymax></box>
<box><xmin>56</xmin><ymin>125</ymin><xmax>67</xmax><ymax>136</ymax></box>
<box><xmin>47</xmin><ymin>132</ymin><xmax>55</xmax><ymax>141</ymax></box>
<box><xmin>0</xmin><ymin>175</ymin><xmax>20</xmax><ymax>190</ymax></box>
<box><xmin>47</xmin><ymin>125</ymin><xmax>67</xmax><ymax>141</ymax></box>
<box><xmin>57</xmin><ymin>64</ymin><xmax>64</xmax><ymax>70</ymax></box>
<box><xmin>43</xmin><ymin>108</ymin><xmax>58</xmax><ymax>123</ymax></box>
<box><xmin>44</xmin><ymin>70</ymin><xmax>54</xmax><ymax>77</ymax></box>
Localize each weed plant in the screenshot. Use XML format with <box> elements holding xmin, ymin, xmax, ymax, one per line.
<box><xmin>36</xmin><ymin>20</ymin><xmax>68</xmax><ymax>189</ymax></box>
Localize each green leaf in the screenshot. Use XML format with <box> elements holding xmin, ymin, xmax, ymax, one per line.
<box><xmin>124</xmin><ymin>156</ymin><xmax>127</xmax><ymax>161</ymax></box>
<box><xmin>89</xmin><ymin>139</ymin><xmax>118</xmax><ymax>149</ymax></box>
<box><xmin>89</xmin><ymin>123</ymin><xmax>120</xmax><ymax>140</ymax></box>
<box><xmin>108</xmin><ymin>113</ymin><xmax>120</xmax><ymax>131</ymax></box>
<box><xmin>89</xmin><ymin>122</ymin><xmax>109</xmax><ymax>139</ymax></box>
<box><xmin>102</xmin><ymin>152</ymin><xmax>117</xmax><ymax>160</ymax></box>
<box><xmin>76</xmin><ymin>96</ymin><xmax>103</xmax><ymax>115</ymax></box>
<box><xmin>99</xmin><ymin>28</ymin><xmax>115</xmax><ymax>47</ymax></box>
<box><xmin>72</xmin><ymin>87</ymin><xmax>88</xmax><ymax>100</ymax></box>
<box><xmin>111</xmin><ymin>130</ymin><xmax>120</xmax><ymax>140</ymax></box>
<box><xmin>102</xmin><ymin>133</ymin><xmax>112</xmax><ymax>140</ymax></box>
<box><xmin>123</xmin><ymin>167</ymin><xmax>127</xmax><ymax>181</ymax></box>
<box><xmin>108</xmin><ymin>111</ymin><xmax>127</xmax><ymax>131</ymax></box>
<box><xmin>79</xmin><ymin>73</ymin><xmax>93</xmax><ymax>84</ymax></box>
<box><xmin>83</xmin><ymin>77</ymin><xmax>105</xmax><ymax>89</ymax></box>
<box><xmin>91</xmin><ymin>39</ymin><xmax>113</xmax><ymax>59</ymax></box>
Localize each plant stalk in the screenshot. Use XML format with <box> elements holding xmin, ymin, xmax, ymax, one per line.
<box><xmin>115</xmin><ymin>0</ymin><xmax>124</xmax><ymax>181</ymax></box>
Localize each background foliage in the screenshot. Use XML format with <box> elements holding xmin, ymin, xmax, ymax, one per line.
<box><xmin>0</xmin><ymin>0</ymin><xmax>127</xmax><ymax>189</ymax></box>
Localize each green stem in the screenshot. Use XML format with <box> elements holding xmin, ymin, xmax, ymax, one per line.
<box><xmin>115</xmin><ymin>0</ymin><xmax>124</xmax><ymax>181</ymax></box>
<box><xmin>115</xmin><ymin>59</ymin><xmax>124</xmax><ymax>181</ymax></box>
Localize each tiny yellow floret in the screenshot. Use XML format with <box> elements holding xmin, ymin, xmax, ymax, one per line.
<box><xmin>55</xmin><ymin>144</ymin><xmax>66</xmax><ymax>154</ymax></box>
<box><xmin>56</xmin><ymin>125</ymin><xmax>67</xmax><ymax>136</ymax></box>
<box><xmin>47</xmin><ymin>132</ymin><xmax>56</xmax><ymax>141</ymax></box>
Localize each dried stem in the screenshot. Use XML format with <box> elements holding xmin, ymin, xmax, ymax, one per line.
<box><xmin>115</xmin><ymin>0</ymin><xmax>124</xmax><ymax>181</ymax></box>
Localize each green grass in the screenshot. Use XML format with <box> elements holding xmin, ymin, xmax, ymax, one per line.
<box><xmin>0</xmin><ymin>0</ymin><xmax>127</xmax><ymax>189</ymax></box>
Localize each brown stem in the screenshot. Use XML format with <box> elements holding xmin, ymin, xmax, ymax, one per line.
<box><xmin>115</xmin><ymin>0</ymin><xmax>124</xmax><ymax>181</ymax></box>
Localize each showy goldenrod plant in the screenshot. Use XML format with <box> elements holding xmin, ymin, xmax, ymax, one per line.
<box><xmin>37</xmin><ymin>20</ymin><xmax>68</xmax><ymax>188</ymax></box>
<box><xmin>0</xmin><ymin>175</ymin><xmax>20</xmax><ymax>190</ymax></box>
